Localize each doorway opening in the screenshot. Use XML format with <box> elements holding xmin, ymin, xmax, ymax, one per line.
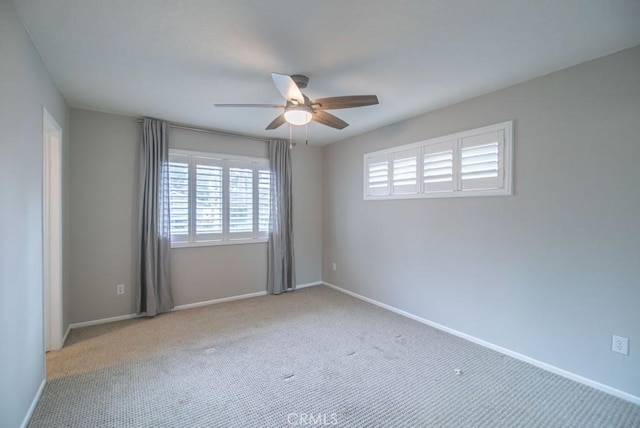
<box><xmin>43</xmin><ymin>108</ymin><xmax>63</xmax><ymax>351</ymax></box>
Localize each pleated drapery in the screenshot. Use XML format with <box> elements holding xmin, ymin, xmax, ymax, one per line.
<box><xmin>267</xmin><ymin>140</ymin><xmax>296</xmax><ymax>294</ymax></box>
<box><xmin>139</xmin><ymin>118</ymin><xmax>174</xmax><ymax>316</ymax></box>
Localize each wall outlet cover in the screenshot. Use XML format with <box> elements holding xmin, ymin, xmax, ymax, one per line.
<box><xmin>612</xmin><ymin>335</ymin><xmax>629</xmax><ymax>355</ymax></box>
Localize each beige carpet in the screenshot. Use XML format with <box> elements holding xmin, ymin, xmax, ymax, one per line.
<box><xmin>30</xmin><ymin>286</ymin><xmax>640</xmax><ymax>427</ymax></box>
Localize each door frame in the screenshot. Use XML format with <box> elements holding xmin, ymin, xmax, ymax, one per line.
<box><xmin>43</xmin><ymin>107</ymin><xmax>63</xmax><ymax>351</ymax></box>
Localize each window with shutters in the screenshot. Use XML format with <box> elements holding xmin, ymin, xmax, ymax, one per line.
<box><xmin>364</xmin><ymin>121</ymin><xmax>513</xmax><ymax>199</ymax></box>
<box><xmin>168</xmin><ymin>150</ymin><xmax>270</xmax><ymax>247</ymax></box>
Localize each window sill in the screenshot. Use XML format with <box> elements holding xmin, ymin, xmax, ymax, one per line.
<box><xmin>364</xmin><ymin>187</ymin><xmax>512</xmax><ymax>200</ymax></box>
<box><xmin>171</xmin><ymin>238</ymin><xmax>268</xmax><ymax>249</ymax></box>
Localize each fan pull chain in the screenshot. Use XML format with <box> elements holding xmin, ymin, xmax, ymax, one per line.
<box><xmin>289</xmin><ymin>124</ymin><xmax>293</xmax><ymax>149</ymax></box>
<box><xmin>305</xmin><ymin>122</ymin><xmax>308</xmax><ymax>145</ymax></box>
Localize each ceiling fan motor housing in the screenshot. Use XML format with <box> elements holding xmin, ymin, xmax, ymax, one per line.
<box><xmin>290</xmin><ymin>74</ymin><xmax>309</xmax><ymax>89</ymax></box>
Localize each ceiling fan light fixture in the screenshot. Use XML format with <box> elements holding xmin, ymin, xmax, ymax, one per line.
<box><xmin>284</xmin><ymin>105</ymin><xmax>313</xmax><ymax>126</ymax></box>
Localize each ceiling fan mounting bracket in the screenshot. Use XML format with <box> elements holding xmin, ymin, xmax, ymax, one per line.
<box><xmin>290</xmin><ymin>74</ymin><xmax>309</xmax><ymax>89</ymax></box>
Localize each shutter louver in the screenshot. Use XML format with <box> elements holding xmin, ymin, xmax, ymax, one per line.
<box><xmin>461</xmin><ymin>131</ymin><xmax>503</xmax><ymax>191</ymax></box>
<box><xmin>392</xmin><ymin>149</ymin><xmax>419</xmax><ymax>195</ymax></box>
<box><xmin>258</xmin><ymin>167</ymin><xmax>270</xmax><ymax>235</ymax></box>
<box><xmin>168</xmin><ymin>155</ymin><xmax>189</xmax><ymax>242</ymax></box>
<box><xmin>366</xmin><ymin>155</ymin><xmax>390</xmax><ymax>196</ymax></box>
<box><xmin>229</xmin><ymin>164</ymin><xmax>253</xmax><ymax>236</ymax></box>
<box><xmin>423</xmin><ymin>140</ymin><xmax>455</xmax><ymax>192</ymax></box>
<box><xmin>195</xmin><ymin>161</ymin><xmax>223</xmax><ymax>238</ymax></box>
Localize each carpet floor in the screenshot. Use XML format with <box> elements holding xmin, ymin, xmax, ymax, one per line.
<box><xmin>30</xmin><ymin>286</ymin><xmax>640</xmax><ymax>427</ymax></box>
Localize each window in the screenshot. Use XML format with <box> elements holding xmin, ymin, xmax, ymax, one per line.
<box><xmin>364</xmin><ymin>121</ymin><xmax>513</xmax><ymax>199</ymax></box>
<box><xmin>168</xmin><ymin>150</ymin><xmax>270</xmax><ymax>247</ymax></box>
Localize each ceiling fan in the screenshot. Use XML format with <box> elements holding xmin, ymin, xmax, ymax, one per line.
<box><xmin>215</xmin><ymin>73</ymin><xmax>379</xmax><ymax>130</ymax></box>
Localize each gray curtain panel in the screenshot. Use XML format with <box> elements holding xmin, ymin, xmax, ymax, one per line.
<box><xmin>139</xmin><ymin>118</ymin><xmax>174</xmax><ymax>315</ymax></box>
<box><xmin>267</xmin><ymin>139</ymin><xmax>296</xmax><ymax>294</ymax></box>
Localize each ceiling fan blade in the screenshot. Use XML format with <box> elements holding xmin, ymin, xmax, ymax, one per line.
<box><xmin>215</xmin><ymin>104</ymin><xmax>283</xmax><ymax>108</ymax></box>
<box><xmin>272</xmin><ymin>73</ymin><xmax>305</xmax><ymax>104</ymax></box>
<box><xmin>311</xmin><ymin>95</ymin><xmax>379</xmax><ymax>110</ymax></box>
<box><xmin>266</xmin><ymin>113</ymin><xmax>287</xmax><ymax>130</ymax></box>
<box><xmin>312</xmin><ymin>111</ymin><xmax>349</xmax><ymax>130</ymax></box>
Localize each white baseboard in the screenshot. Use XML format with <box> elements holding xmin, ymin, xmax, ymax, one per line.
<box><xmin>62</xmin><ymin>324</ymin><xmax>71</xmax><ymax>346</ymax></box>
<box><xmin>67</xmin><ymin>288</ymin><xmax>285</xmax><ymax>329</ymax></box>
<box><xmin>292</xmin><ymin>281</ymin><xmax>323</xmax><ymax>290</ymax></box>
<box><xmin>173</xmin><ymin>282</ymin><xmax>321</xmax><ymax>310</ymax></box>
<box><xmin>69</xmin><ymin>312</ymin><xmax>140</xmax><ymax>329</ymax></box>
<box><xmin>173</xmin><ymin>291</ymin><xmax>267</xmax><ymax>311</ymax></box>
<box><xmin>20</xmin><ymin>379</ymin><xmax>45</xmax><ymax>428</ymax></box>
<box><xmin>322</xmin><ymin>281</ymin><xmax>640</xmax><ymax>405</ymax></box>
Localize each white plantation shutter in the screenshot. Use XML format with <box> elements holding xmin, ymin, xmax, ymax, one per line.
<box><xmin>460</xmin><ymin>130</ymin><xmax>504</xmax><ymax>191</ymax></box>
<box><xmin>366</xmin><ymin>154</ymin><xmax>390</xmax><ymax>196</ymax></box>
<box><xmin>194</xmin><ymin>157</ymin><xmax>223</xmax><ymax>240</ymax></box>
<box><xmin>258</xmin><ymin>166</ymin><xmax>270</xmax><ymax>236</ymax></box>
<box><xmin>364</xmin><ymin>121</ymin><xmax>512</xmax><ymax>199</ymax></box>
<box><xmin>392</xmin><ymin>148</ymin><xmax>419</xmax><ymax>195</ymax></box>
<box><xmin>168</xmin><ymin>154</ymin><xmax>189</xmax><ymax>242</ymax></box>
<box><xmin>168</xmin><ymin>150</ymin><xmax>270</xmax><ymax>246</ymax></box>
<box><xmin>228</xmin><ymin>161</ymin><xmax>254</xmax><ymax>238</ymax></box>
<box><xmin>423</xmin><ymin>140</ymin><xmax>455</xmax><ymax>192</ymax></box>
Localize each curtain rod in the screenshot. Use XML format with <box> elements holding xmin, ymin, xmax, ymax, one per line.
<box><xmin>137</xmin><ymin>119</ymin><xmax>272</xmax><ymax>143</ymax></box>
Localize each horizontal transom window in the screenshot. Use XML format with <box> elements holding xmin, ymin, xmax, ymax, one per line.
<box><xmin>364</xmin><ymin>121</ymin><xmax>513</xmax><ymax>199</ymax></box>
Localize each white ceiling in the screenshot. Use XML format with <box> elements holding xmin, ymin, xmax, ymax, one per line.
<box><xmin>14</xmin><ymin>0</ymin><xmax>640</xmax><ymax>145</ymax></box>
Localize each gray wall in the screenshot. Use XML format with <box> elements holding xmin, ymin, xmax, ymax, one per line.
<box><xmin>69</xmin><ymin>110</ymin><xmax>140</xmax><ymax>322</ymax></box>
<box><xmin>0</xmin><ymin>1</ymin><xmax>69</xmax><ymax>427</ymax></box>
<box><xmin>291</xmin><ymin>143</ymin><xmax>323</xmax><ymax>285</ymax></box>
<box><xmin>322</xmin><ymin>46</ymin><xmax>640</xmax><ymax>397</ymax></box>
<box><xmin>69</xmin><ymin>110</ymin><xmax>323</xmax><ymax>323</ymax></box>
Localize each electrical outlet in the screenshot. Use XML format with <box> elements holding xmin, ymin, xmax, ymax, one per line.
<box><xmin>612</xmin><ymin>335</ymin><xmax>629</xmax><ymax>355</ymax></box>
<box><xmin>332</xmin><ymin>262</ymin><xmax>337</xmax><ymax>271</ymax></box>
<box><xmin>116</xmin><ymin>283</ymin><xmax>125</xmax><ymax>295</ymax></box>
